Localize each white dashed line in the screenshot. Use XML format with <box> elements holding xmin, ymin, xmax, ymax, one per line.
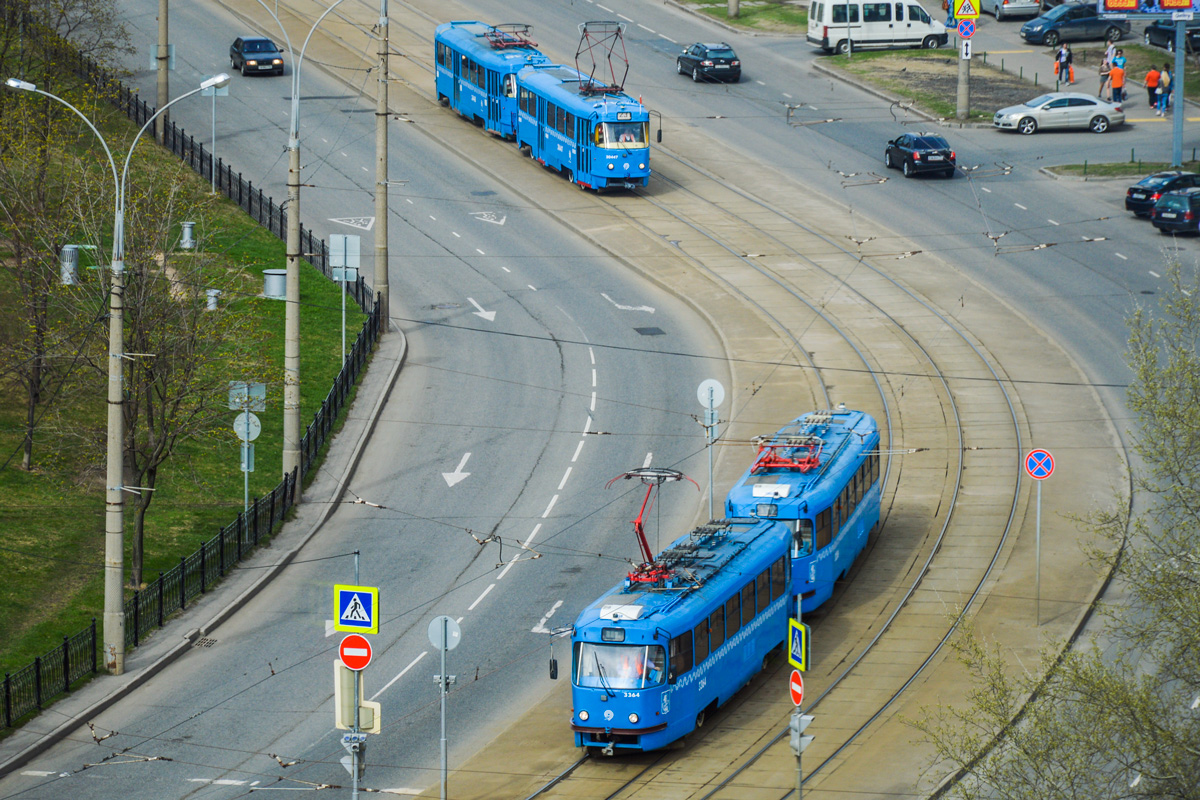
<box><xmin>592</xmin><ymin>368</ymin><xmax>597</xmax><ymax>387</ymax></box>
<box><xmin>643</xmin><ymin>452</ymin><xmax>653</xmax><ymax>468</ymax></box>
<box><xmin>469</xmin><ymin>583</ymin><xmax>495</xmax><ymax>610</ymax></box>
<box><xmin>1047</xmin><ymin>219</ymin><xmax>1059</xmax><ymax>226</ymax></box>
<box><xmin>370</xmin><ymin>651</ymin><xmax>427</xmax><ymax>700</ymax></box>
<box><xmin>406</xmin><ymin>198</ymin><xmax>413</xmax><ymax>204</ymax></box>
<box><xmin>618</xmin><ymin>13</ymin><xmax>632</xmax><ymax>21</ymax></box>
<box><xmin>542</xmin><ymin>495</ymin><xmax>559</xmax><ymax>518</ymax></box>
<box><xmin>321</xmin><ymin>138</ymin><xmax>329</xmax><ymax>143</ymax></box>
<box><xmin>429</xmin><ymin>215</ymin><xmax>437</xmax><ymax>220</ymax></box>
<box><xmin>658</xmin><ymin>33</ymin><xmax>677</xmax><ymax>43</ymax></box>
<box><xmin>638</xmin><ymin>23</ymin><xmax>655</xmax><ymax>32</ymax></box>
<box><xmin>590</xmin><ymin>391</ymin><xmax>596</xmax><ymax>412</ymax></box>
<box><xmin>1115</xmin><ymin>252</ymin><xmax>1128</xmax><ymax>260</ymax></box>
<box><xmin>589</xmin><ymin>347</ymin><xmax>595</xmax><ymax>364</ymax></box>
<box><xmin>981</xmin><ymin>187</ymin><xmax>992</xmax><ymax>193</ymax></box>
<box><xmin>341</xmin><ymin>151</ymin><xmax>348</xmax><ymax>157</ymax></box>
<box><xmin>528</xmin><ymin>284</ymin><xmax>538</xmax><ymax>291</ymax></box>
<box><xmin>531</xmin><ymin>600</ymin><xmax>564</xmax><ymax>633</ymax></box>
<box><xmin>362</xmin><ymin>166</ymin><xmax>369</xmax><ymax>172</ymax></box>
<box><xmin>598</xmin><ymin>3</ymin><xmax>612</xmax><ymax>9</ymax></box>
<box><xmin>452</xmin><ymin>231</ymin><xmax>460</xmax><ymax>237</ymax></box>
<box><xmin>585</xmin><ymin>416</ymin><xmax>593</xmax><ymax>434</ymax></box>
<box><xmin>1149</xmin><ymin>270</ymin><xmax>1161</xmax><ymax>277</ymax></box>
<box><xmin>1014</xmin><ymin>203</ymin><xmax>1027</xmax><ymax>210</ymax></box>
<box><xmin>572</xmin><ymin>440</ymin><xmax>585</xmax><ymax>462</ymax></box>
<box><xmin>756</xmin><ymin>80</ymin><xmax>765</xmax><ymax>85</ymax></box>
<box><xmin>558</xmin><ymin>468</ymin><xmax>572</xmax><ymax>490</ymax></box>
<box><xmin>476</xmin><ymin>248</ymin><xmax>485</xmax><ymax>255</ymax></box>
<box><xmin>502</xmin><ymin>266</ymin><xmax>511</xmax><ymax>272</ymax></box>
<box><xmin>783</xmin><ymin>92</ymin><xmax>793</xmax><ymax>98</ymax></box>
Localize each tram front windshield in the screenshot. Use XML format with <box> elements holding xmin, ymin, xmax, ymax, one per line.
<box><xmin>575</xmin><ymin>642</ymin><xmax>666</xmax><ymax>690</ymax></box>
<box><xmin>600</xmin><ymin>121</ymin><xmax>647</xmax><ymax>149</ymax></box>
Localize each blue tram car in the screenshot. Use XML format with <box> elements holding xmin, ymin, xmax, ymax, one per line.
<box><xmin>515</xmin><ymin>63</ymin><xmax>650</xmax><ymax>190</ymax></box>
<box><xmin>434</xmin><ymin>21</ymin><xmax>549</xmax><ymax>138</ymax></box>
<box><xmin>725</xmin><ymin>408</ymin><xmax>881</xmax><ymax>614</ymax></box>
<box><xmin>570</xmin><ymin>518</ymin><xmax>791</xmax><ymax>753</ymax></box>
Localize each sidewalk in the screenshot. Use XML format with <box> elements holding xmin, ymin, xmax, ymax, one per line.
<box><xmin>0</xmin><ymin>324</ymin><xmax>407</xmax><ymax>778</ymax></box>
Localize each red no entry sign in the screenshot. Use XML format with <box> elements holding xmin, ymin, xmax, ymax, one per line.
<box><xmin>339</xmin><ymin>634</ymin><xmax>373</xmax><ymax>671</ymax></box>
<box><xmin>789</xmin><ymin>669</ymin><xmax>805</xmax><ymax>706</ymax></box>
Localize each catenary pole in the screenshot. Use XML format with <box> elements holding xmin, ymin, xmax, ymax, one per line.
<box><xmin>375</xmin><ymin>0</ymin><xmax>390</xmax><ymax>333</ymax></box>
<box><xmin>156</xmin><ymin>0</ymin><xmax>168</xmax><ymax>144</ymax></box>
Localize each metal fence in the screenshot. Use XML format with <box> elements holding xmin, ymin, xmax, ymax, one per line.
<box><xmin>2</xmin><ymin>6</ymin><xmax>383</xmax><ymax>729</ymax></box>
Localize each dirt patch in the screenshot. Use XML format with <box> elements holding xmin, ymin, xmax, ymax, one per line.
<box><xmin>828</xmin><ymin>52</ymin><xmax>1041</xmax><ymax>119</ymax></box>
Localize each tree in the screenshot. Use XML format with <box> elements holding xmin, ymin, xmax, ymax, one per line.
<box><xmin>27</xmin><ymin>0</ymin><xmax>133</xmax><ymax>64</ymax></box>
<box><xmin>912</xmin><ymin>263</ymin><xmax>1200</xmax><ymax>799</ymax></box>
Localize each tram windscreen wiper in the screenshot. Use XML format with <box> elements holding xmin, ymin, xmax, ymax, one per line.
<box><xmin>594</xmin><ymin>653</ymin><xmax>616</xmax><ymax>698</ymax></box>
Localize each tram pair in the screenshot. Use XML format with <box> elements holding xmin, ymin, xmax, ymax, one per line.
<box><xmin>568</xmin><ymin>408</ymin><xmax>881</xmax><ymax>753</ymax></box>
<box><xmin>433</xmin><ymin>21</ymin><xmax>651</xmax><ymax>190</ymax></box>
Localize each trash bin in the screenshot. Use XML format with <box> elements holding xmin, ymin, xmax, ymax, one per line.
<box><xmin>60</xmin><ymin>244</ymin><xmax>79</xmax><ymax>286</ymax></box>
<box><xmin>262</xmin><ymin>269</ymin><xmax>287</xmax><ymax>300</ymax></box>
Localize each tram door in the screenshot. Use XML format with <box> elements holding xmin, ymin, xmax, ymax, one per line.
<box><xmin>486</xmin><ymin>69</ymin><xmax>500</xmax><ymax>127</ymax></box>
<box><xmin>576</xmin><ymin>118</ymin><xmax>591</xmax><ymax>180</ymax></box>
<box><xmin>536</xmin><ymin>97</ymin><xmax>545</xmax><ymax>158</ymax></box>
<box><xmin>453</xmin><ymin>53</ymin><xmax>461</xmax><ymax>105</ymax></box>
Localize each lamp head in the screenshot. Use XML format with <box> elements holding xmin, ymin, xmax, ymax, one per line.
<box><xmin>200</xmin><ymin>73</ymin><xmax>231</xmax><ymax>90</ymax></box>
<box><xmin>5</xmin><ymin>78</ymin><xmax>36</xmax><ymax>91</ymax></box>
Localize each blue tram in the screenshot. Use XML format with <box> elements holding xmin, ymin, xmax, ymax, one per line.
<box><xmin>570</xmin><ymin>518</ymin><xmax>791</xmax><ymax>753</ymax></box>
<box><xmin>515</xmin><ymin>63</ymin><xmax>650</xmax><ymax>190</ymax></box>
<box><xmin>725</xmin><ymin>408</ymin><xmax>881</xmax><ymax>614</ymax></box>
<box><xmin>434</xmin><ymin>21</ymin><xmax>549</xmax><ymax>138</ymax></box>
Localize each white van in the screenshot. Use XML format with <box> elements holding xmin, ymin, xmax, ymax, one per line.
<box><xmin>808</xmin><ymin>1</ymin><xmax>950</xmax><ymax>53</ymax></box>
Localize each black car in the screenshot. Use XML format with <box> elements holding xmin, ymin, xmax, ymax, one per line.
<box><xmin>230</xmin><ymin>36</ymin><xmax>285</xmax><ymax>76</ymax></box>
<box><xmin>884</xmin><ymin>132</ymin><xmax>956</xmax><ymax>178</ymax></box>
<box><xmin>676</xmin><ymin>43</ymin><xmax>741</xmax><ymax>83</ymax></box>
<box><xmin>1151</xmin><ymin>187</ymin><xmax>1200</xmax><ymax>233</ymax></box>
<box><xmin>1126</xmin><ymin>171</ymin><xmax>1200</xmax><ymax>216</ymax></box>
<box><xmin>1143</xmin><ymin>19</ymin><xmax>1200</xmax><ymax>52</ymax></box>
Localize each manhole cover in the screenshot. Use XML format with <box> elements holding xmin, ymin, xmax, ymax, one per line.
<box><xmin>635</xmin><ymin>327</ymin><xmax>666</xmax><ymax>336</ymax></box>
<box><xmin>195</xmin><ymin>638</ymin><xmax>217</xmax><ymax>648</ymax></box>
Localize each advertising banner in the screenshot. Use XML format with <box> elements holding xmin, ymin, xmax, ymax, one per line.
<box><xmin>1102</xmin><ymin>0</ymin><xmax>1196</xmax><ymax>14</ymax></box>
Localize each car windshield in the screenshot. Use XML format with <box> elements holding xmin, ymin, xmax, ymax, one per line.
<box><xmin>600</xmin><ymin>121</ymin><xmax>647</xmax><ymax>149</ymax></box>
<box><xmin>707</xmin><ymin>48</ymin><xmax>736</xmax><ymax>58</ymax></box>
<box><xmin>245</xmin><ymin>40</ymin><xmax>277</xmax><ymax>53</ymax></box>
<box><xmin>574</xmin><ymin>642</ymin><xmax>666</xmax><ymax>690</ymax></box>
<box><xmin>913</xmin><ymin>136</ymin><xmax>948</xmax><ymax>149</ymax></box>
<box><xmin>1141</xmin><ymin>176</ymin><xmax>1176</xmax><ymax>188</ymax></box>
<box><xmin>1024</xmin><ymin>94</ymin><xmax>1055</xmax><ymax>108</ymax></box>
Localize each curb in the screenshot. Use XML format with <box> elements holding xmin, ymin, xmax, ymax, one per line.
<box><xmin>0</xmin><ymin>326</ymin><xmax>407</xmax><ymax>779</ymax></box>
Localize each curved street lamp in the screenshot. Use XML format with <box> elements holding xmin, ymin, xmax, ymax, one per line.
<box><xmin>4</xmin><ymin>72</ymin><xmax>231</xmax><ymax>674</ymax></box>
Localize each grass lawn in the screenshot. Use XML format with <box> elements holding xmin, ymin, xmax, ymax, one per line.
<box><xmin>0</xmin><ymin>87</ymin><xmax>364</xmax><ymax>678</ymax></box>
<box><xmin>1049</xmin><ymin>159</ymin><xmax>1200</xmax><ymax>178</ymax></box>
<box><xmin>687</xmin><ymin>0</ymin><xmax>808</xmax><ymax>31</ymax></box>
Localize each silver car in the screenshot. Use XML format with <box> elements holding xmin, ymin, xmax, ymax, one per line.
<box><xmin>992</xmin><ymin>92</ymin><xmax>1124</xmax><ymax>134</ymax></box>
<box><xmin>986</xmin><ymin>0</ymin><xmax>1041</xmax><ymax>21</ymax></box>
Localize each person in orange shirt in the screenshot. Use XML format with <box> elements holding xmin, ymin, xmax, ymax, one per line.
<box><xmin>1109</xmin><ymin>64</ymin><xmax>1125</xmax><ymax>104</ymax></box>
<box><xmin>1146</xmin><ymin>66</ymin><xmax>1160</xmax><ymax>106</ymax></box>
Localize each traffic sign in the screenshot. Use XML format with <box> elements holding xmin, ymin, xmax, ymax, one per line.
<box><xmin>334</xmin><ymin>584</ymin><xmax>379</xmax><ymax>634</ymax></box>
<box><xmin>428</xmin><ymin>615</ymin><xmax>462</xmax><ymax>651</ymax></box>
<box><xmin>233</xmin><ymin>411</ymin><xmax>261</xmax><ymax>442</ymax></box>
<box><xmin>954</xmin><ymin>0</ymin><xmax>979</xmax><ymax>18</ymax></box>
<box><xmin>1024</xmin><ymin>449</ymin><xmax>1054</xmax><ymax>481</ymax></box>
<box><xmin>789</xmin><ymin>669</ymin><xmax>805</xmax><ymax>706</ymax></box>
<box><xmin>339</xmin><ymin>634</ymin><xmax>373</xmax><ymax>671</ymax></box>
<box><xmin>961</xmin><ymin>38</ymin><xmax>973</xmax><ymax>59</ymax></box>
<box><xmin>788</xmin><ymin>618</ymin><xmax>811</xmax><ymax>672</ymax></box>
<box><xmin>957</xmin><ymin>18</ymin><xmax>975</xmax><ymax>37</ymax></box>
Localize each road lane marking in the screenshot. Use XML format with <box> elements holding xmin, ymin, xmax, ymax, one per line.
<box><xmin>531</xmin><ymin>600</ymin><xmax>565</xmax><ymax>633</ymax></box>
<box><xmin>589</xmin><ymin>346</ymin><xmax>595</xmax><ymax>364</ymax></box>
<box><xmin>1048</xmin><ymin>219</ymin><xmax>1059</xmax><ymax>225</ymax></box>
<box><xmin>528</xmin><ymin>284</ymin><xmax>538</xmax><ymax>291</ymax></box>
<box><xmin>638</xmin><ymin>23</ymin><xmax>655</xmax><ymax>32</ymax></box>
<box><xmin>21</xmin><ymin>771</ymin><xmax>55</xmax><ymax>777</ymax></box>
<box><xmin>429</xmin><ymin>215</ymin><xmax>436</xmax><ymax>220</ymax></box>
<box><xmin>783</xmin><ymin>92</ymin><xmax>793</xmax><ymax>98</ymax></box>
<box><xmin>590</xmin><ymin>391</ymin><xmax>596</xmax><ymax>412</ymax></box>
<box><xmin>325</xmin><ymin>619</ymin><xmax>335</xmax><ymax>637</ymax></box>
<box><xmin>756</xmin><ymin>80</ymin><xmax>765</xmax><ymax>85</ymax></box>
<box><xmin>1014</xmin><ymin>203</ymin><xmax>1027</xmax><ymax>210</ymax></box>
<box><xmin>502</xmin><ymin>266</ymin><xmax>511</xmax><ymax>272</ymax></box>
<box><xmin>598</xmin><ymin>3</ymin><xmax>612</xmax><ymax>9</ymax></box>
<box><xmin>1116</xmin><ymin>252</ymin><xmax>1128</xmax><ymax>260</ymax></box>
<box><xmin>370</xmin><ymin>651</ymin><xmax>427</xmax><ymax>700</ymax></box>
<box><xmin>476</xmin><ymin>248</ymin><xmax>485</xmax><ymax>255</ymax></box>
<box><xmin>658</xmin><ymin>33</ymin><xmax>677</xmax><ymax>43</ymax></box>
<box><xmin>468</xmin><ymin>583</ymin><xmax>495</xmax><ymax>611</ymax></box>
<box><xmin>406</xmin><ymin>198</ymin><xmax>413</xmax><ymax>204</ymax></box>
<box><xmin>592</xmin><ymin>368</ymin><xmax>597</xmax><ymax>387</ymax></box>
<box><xmin>585</xmin><ymin>415</ymin><xmax>592</xmax><ymax>434</ymax></box>
<box><xmin>643</xmin><ymin>452</ymin><xmax>653</xmax><ymax>467</ymax></box>
<box><xmin>618</xmin><ymin>13</ymin><xmax>633</xmax><ymax>21</ymax></box>
<box><xmin>1150</xmin><ymin>270</ymin><xmax>1161</xmax><ymax>277</ymax></box>
<box><xmin>452</xmin><ymin>231</ymin><xmax>460</xmax><ymax>238</ymax></box>
<box><xmin>542</xmin><ymin>495</ymin><xmax>559</xmax><ymax>517</ymax></box>
<box><xmin>981</xmin><ymin>187</ymin><xmax>991</xmax><ymax>192</ymax></box>
<box><xmin>572</xmin><ymin>441</ymin><xmax>585</xmax><ymax>462</ymax></box>
<box><xmin>558</xmin><ymin>468</ymin><xmax>572</xmax><ymax>490</ymax></box>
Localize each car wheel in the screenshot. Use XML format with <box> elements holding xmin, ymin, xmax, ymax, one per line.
<box><xmin>1090</xmin><ymin>115</ymin><xmax>1110</xmax><ymax>133</ymax></box>
<box><xmin>1105</xmin><ymin>26</ymin><xmax>1122</xmax><ymax>42</ymax></box>
<box><xmin>922</xmin><ymin>35</ymin><xmax>940</xmax><ymax>49</ymax></box>
<box><xmin>1018</xmin><ymin>116</ymin><xmax>1038</xmax><ymax>135</ymax></box>
<box><xmin>835</xmin><ymin>39</ymin><xmax>850</xmax><ymax>54</ymax></box>
<box><xmin>903</xmin><ymin>160</ymin><xmax>913</xmax><ymax>177</ymax></box>
<box><xmin>994</xmin><ymin>4</ymin><xmax>1004</xmax><ymax>19</ymax></box>
<box><xmin>239</xmin><ymin>63</ymin><xmax>247</xmax><ymax>76</ymax></box>
<box><xmin>692</xmin><ymin>67</ymin><xmax>701</xmax><ymax>82</ymax></box>
<box><xmin>885</xmin><ymin>150</ymin><xmax>894</xmax><ymax>168</ymax></box>
<box><xmin>1167</xmin><ymin>38</ymin><xmax>1175</xmax><ymax>52</ymax></box>
<box><xmin>1144</xmin><ymin>31</ymin><xmax>1152</xmax><ymax>46</ymax></box>
<box><xmin>1043</xmin><ymin>31</ymin><xmax>1059</xmax><ymax>46</ymax></box>
<box><xmin>677</xmin><ymin>59</ymin><xmax>684</xmax><ymax>74</ymax></box>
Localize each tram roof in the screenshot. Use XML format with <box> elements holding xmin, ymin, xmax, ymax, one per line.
<box><xmin>435</xmin><ymin>21</ymin><xmax>549</xmax><ymax>70</ymax></box>
<box><xmin>517</xmin><ymin>63</ymin><xmax>647</xmax><ymax>118</ymax></box>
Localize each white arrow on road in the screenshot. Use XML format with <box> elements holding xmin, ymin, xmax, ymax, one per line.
<box><xmin>442</xmin><ymin>453</ymin><xmax>472</xmax><ymax>487</ymax></box>
<box><xmin>467</xmin><ymin>298</ymin><xmax>496</xmax><ymax>322</ymax></box>
<box><xmin>601</xmin><ymin>293</ymin><xmax>655</xmax><ymax>313</ymax></box>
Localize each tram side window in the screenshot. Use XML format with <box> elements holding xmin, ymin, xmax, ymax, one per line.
<box><xmin>755</xmin><ymin>570</ymin><xmax>769</xmax><ymax>610</ymax></box>
<box><xmin>795</xmin><ymin>518</ymin><xmax>814</xmax><ymax>557</ymax></box>
<box><xmin>436</xmin><ymin>43</ymin><xmax>444</xmax><ymax>67</ymax></box>
<box><xmin>873</xmin><ymin>452</ymin><xmax>880</xmax><ymax>484</ymax></box>
<box><xmin>669</xmin><ymin>632</ymin><xmax>692</xmax><ymax>681</ymax></box>
<box><xmin>816</xmin><ymin>508</ymin><xmax>832</xmax><ymax>550</ymax></box>
<box><xmin>519</xmin><ymin>88</ymin><xmax>532</xmax><ymax>115</ymax></box>
<box><xmin>831</xmin><ymin>2</ymin><xmax>860</xmax><ymax>23</ymax></box>
<box><xmin>693</xmin><ymin>620</ymin><xmax>709</xmax><ymax>663</ymax></box>
<box><xmin>772</xmin><ymin>556</ymin><xmax>787</xmax><ymax>598</ymax></box>
<box><xmin>725</xmin><ymin>595</ymin><xmax>740</xmax><ymax>637</ymax></box>
<box><xmin>741</xmin><ymin>583</ymin><xmax>755</xmax><ymax>626</ymax></box>
<box><xmin>709</xmin><ymin>608</ymin><xmax>725</xmax><ymax>651</ymax></box>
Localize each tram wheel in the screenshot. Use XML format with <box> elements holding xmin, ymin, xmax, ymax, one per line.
<box><xmin>695</xmin><ymin>709</ymin><xmax>706</xmax><ymax>730</ymax></box>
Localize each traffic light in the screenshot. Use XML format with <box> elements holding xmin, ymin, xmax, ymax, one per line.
<box><xmin>789</xmin><ymin>711</ymin><xmax>814</xmax><ymax>756</ymax></box>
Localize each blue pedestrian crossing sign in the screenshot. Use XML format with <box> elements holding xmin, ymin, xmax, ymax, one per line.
<box><xmin>334</xmin><ymin>584</ymin><xmax>379</xmax><ymax>634</ymax></box>
<box><xmin>788</xmin><ymin>618</ymin><xmax>811</xmax><ymax>672</ymax></box>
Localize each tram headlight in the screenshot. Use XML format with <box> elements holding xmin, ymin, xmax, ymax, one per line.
<box><xmin>608</xmin><ymin>163</ymin><xmax>614</xmax><ymax>170</ymax></box>
<box><xmin>628</xmin><ymin>713</ymin><xmax>639</xmax><ymax>724</ymax></box>
<box><xmin>579</xmin><ymin>710</ymin><xmax>590</xmax><ymax>721</ymax></box>
<box><xmin>639</xmin><ymin>163</ymin><xmax>645</xmax><ymax>170</ymax></box>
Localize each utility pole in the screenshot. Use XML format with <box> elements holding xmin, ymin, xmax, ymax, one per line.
<box><xmin>374</xmin><ymin>0</ymin><xmax>390</xmax><ymax>333</ymax></box>
<box><xmin>728</xmin><ymin>0</ymin><xmax>740</xmax><ymax>18</ymax></box>
<box><xmin>283</xmin><ymin>121</ymin><xmax>301</xmax><ymax>501</ymax></box>
<box><xmin>156</xmin><ymin>0</ymin><xmax>168</xmax><ymax>144</ymax></box>
<box><xmin>1172</xmin><ymin>19</ymin><xmax>1185</xmax><ymax>167</ymax></box>
<box><xmin>956</xmin><ymin>37</ymin><xmax>970</xmax><ymax>121</ymax></box>
<box><xmin>104</xmin><ymin>249</ymin><xmax>126</xmax><ymax>674</ymax></box>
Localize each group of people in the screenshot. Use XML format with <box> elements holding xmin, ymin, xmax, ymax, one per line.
<box><xmin>1090</xmin><ymin>41</ymin><xmax>1173</xmax><ymax>113</ymax></box>
<box><xmin>1144</xmin><ymin>62</ymin><xmax>1174</xmax><ymax>116</ymax></box>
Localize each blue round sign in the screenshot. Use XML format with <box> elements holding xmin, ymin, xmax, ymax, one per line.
<box><xmin>1024</xmin><ymin>449</ymin><xmax>1054</xmax><ymax>481</ymax></box>
<box><xmin>958</xmin><ymin>19</ymin><xmax>975</xmax><ymax>37</ymax></box>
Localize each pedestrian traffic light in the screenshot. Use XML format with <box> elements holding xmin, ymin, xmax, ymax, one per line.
<box><xmin>789</xmin><ymin>711</ymin><xmax>814</xmax><ymax>756</ymax></box>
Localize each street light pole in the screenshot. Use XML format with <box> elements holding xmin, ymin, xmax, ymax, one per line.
<box><xmin>156</xmin><ymin>0</ymin><xmax>169</xmax><ymax>144</ymax></box>
<box><xmin>4</xmin><ymin>73</ymin><xmax>230</xmax><ymax>674</ymax></box>
<box><xmin>374</xmin><ymin>0</ymin><xmax>390</xmax><ymax>334</ymax></box>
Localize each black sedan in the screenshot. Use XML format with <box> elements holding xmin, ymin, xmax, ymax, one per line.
<box><xmin>1151</xmin><ymin>187</ymin><xmax>1200</xmax><ymax>233</ymax></box>
<box><xmin>230</xmin><ymin>36</ymin><xmax>285</xmax><ymax>76</ymax></box>
<box><xmin>884</xmin><ymin>132</ymin><xmax>956</xmax><ymax>177</ymax></box>
<box><xmin>1143</xmin><ymin>19</ymin><xmax>1200</xmax><ymax>52</ymax></box>
<box><xmin>1126</xmin><ymin>171</ymin><xmax>1200</xmax><ymax>216</ymax></box>
<box><xmin>676</xmin><ymin>43</ymin><xmax>741</xmax><ymax>83</ymax></box>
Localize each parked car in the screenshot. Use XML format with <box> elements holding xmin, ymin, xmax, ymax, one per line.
<box><xmin>1019</xmin><ymin>3</ymin><xmax>1129</xmax><ymax>46</ymax></box>
<box><xmin>883</xmin><ymin>132</ymin><xmax>956</xmax><ymax>177</ymax></box>
<box><xmin>807</xmin><ymin>0</ymin><xmax>948</xmax><ymax>53</ymax></box>
<box><xmin>1126</xmin><ymin>171</ymin><xmax>1200</xmax><ymax>216</ymax></box>
<box><xmin>230</xmin><ymin>36</ymin><xmax>285</xmax><ymax>76</ymax></box>
<box><xmin>993</xmin><ymin>92</ymin><xmax>1124</xmax><ymax>134</ymax></box>
<box><xmin>986</xmin><ymin>0</ymin><xmax>1041</xmax><ymax>21</ymax></box>
<box><xmin>1150</xmin><ymin>187</ymin><xmax>1200</xmax><ymax>233</ymax></box>
<box><xmin>1143</xmin><ymin>19</ymin><xmax>1200</xmax><ymax>52</ymax></box>
<box><xmin>676</xmin><ymin>43</ymin><xmax>741</xmax><ymax>82</ymax></box>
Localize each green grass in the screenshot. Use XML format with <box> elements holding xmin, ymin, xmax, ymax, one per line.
<box><xmin>690</xmin><ymin>0</ymin><xmax>808</xmax><ymax>31</ymax></box>
<box><xmin>0</xmin><ymin>80</ymin><xmax>365</xmax><ymax>677</ymax></box>
<box><xmin>1049</xmin><ymin>159</ymin><xmax>1200</xmax><ymax>177</ymax></box>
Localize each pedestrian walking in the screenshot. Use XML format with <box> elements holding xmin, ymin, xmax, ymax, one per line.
<box><xmin>1109</xmin><ymin>62</ymin><xmax>1126</xmax><ymax>104</ymax></box>
<box><xmin>1157</xmin><ymin>65</ymin><xmax>1171</xmax><ymax>115</ymax></box>
<box><xmin>1099</xmin><ymin>59</ymin><xmax>1112</xmax><ymax>101</ymax></box>
<box><xmin>1146</xmin><ymin>65</ymin><xmax>1160</xmax><ymax>106</ymax></box>
<box><xmin>1104</xmin><ymin>40</ymin><xmax>1116</xmax><ymax>66</ymax></box>
<box><xmin>1113</xmin><ymin>48</ymin><xmax>1126</xmax><ymax>69</ymax></box>
<box><xmin>1055</xmin><ymin>43</ymin><xmax>1073</xmax><ymax>85</ymax></box>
